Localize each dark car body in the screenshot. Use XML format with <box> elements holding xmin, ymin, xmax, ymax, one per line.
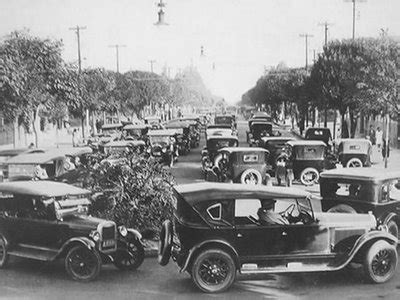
<box><xmin>0</xmin><ymin>181</ymin><xmax>144</xmax><ymax>281</ymax></box>
<box><xmin>0</xmin><ymin>148</ymin><xmax>37</xmax><ymax>181</ymax></box>
<box><xmin>320</xmin><ymin>168</ymin><xmax>400</xmax><ymax>239</ymax></box>
<box><xmin>205</xmin><ymin>125</ymin><xmax>236</xmax><ymax>140</ymax></box>
<box><xmin>260</xmin><ymin>137</ymin><xmax>295</xmax><ymax>171</ymax></box>
<box><xmin>207</xmin><ymin>147</ymin><xmax>271</xmax><ymax>184</ymax></box>
<box><xmin>122</xmin><ymin>124</ymin><xmax>149</xmax><ymax>142</ymax></box>
<box><xmin>144</xmin><ymin>116</ymin><xmax>163</xmax><ymax>129</ymax></box>
<box><xmin>147</xmin><ymin>129</ymin><xmax>179</xmax><ymax>166</ymax></box>
<box><xmin>165</xmin><ymin>120</ymin><xmax>191</xmax><ymax>155</ymax></box>
<box><xmin>246</xmin><ymin>121</ymin><xmax>274</xmax><ymax>146</ymax></box>
<box><xmin>305</xmin><ymin>127</ymin><xmax>332</xmax><ymax>146</ymax></box>
<box><xmin>158</xmin><ymin>183</ymin><xmax>397</xmax><ymax>293</ymax></box>
<box><xmin>283</xmin><ymin>140</ymin><xmax>335</xmax><ymax>186</ymax></box>
<box><xmin>337</xmin><ymin>139</ymin><xmax>372</xmax><ymax>168</ymax></box>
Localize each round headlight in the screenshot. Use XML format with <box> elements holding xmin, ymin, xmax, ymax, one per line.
<box><xmin>90</xmin><ymin>230</ymin><xmax>100</xmax><ymax>242</ymax></box>
<box><xmin>118</xmin><ymin>225</ymin><xmax>128</xmax><ymax>237</ymax></box>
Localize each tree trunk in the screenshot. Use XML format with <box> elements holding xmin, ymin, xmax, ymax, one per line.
<box><xmin>32</xmin><ymin>106</ymin><xmax>40</xmax><ymax>147</ymax></box>
<box><xmin>324</xmin><ymin>106</ymin><xmax>328</xmax><ymax>128</ymax></box>
<box><xmin>341</xmin><ymin>111</ymin><xmax>349</xmax><ymax>138</ymax></box>
<box><xmin>92</xmin><ymin>111</ymin><xmax>97</xmax><ymax>135</ymax></box>
<box><xmin>349</xmin><ymin>110</ymin><xmax>358</xmax><ymax>138</ymax></box>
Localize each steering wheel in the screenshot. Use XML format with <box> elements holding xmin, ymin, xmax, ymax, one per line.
<box><xmin>299</xmin><ymin>208</ymin><xmax>313</xmax><ymax>225</ymax></box>
<box><xmin>280</xmin><ymin>204</ymin><xmax>296</xmax><ymax>219</ymax></box>
<box><xmin>248</xmin><ymin>215</ymin><xmax>260</xmax><ymax>225</ymax></box>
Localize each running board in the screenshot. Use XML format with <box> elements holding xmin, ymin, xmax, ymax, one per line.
<box><xmin>8</xmin><ymin>245</ymin><xmax>58</xmax><ymax>261</ymax></box>
<box><xmin>240</xmin><ymin>262</ymin><xmax>336</xmax><ymax>274</ymax></box>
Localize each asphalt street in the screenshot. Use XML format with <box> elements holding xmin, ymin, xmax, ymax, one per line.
<box><xmin>1</xmin><ymin>120</ymin><xmax>400</xmax><ymax>299</ymax></box>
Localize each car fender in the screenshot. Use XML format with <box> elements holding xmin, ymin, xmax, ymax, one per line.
<box><xmin>57</xmin><ymin>237</ymin><xmax>96</xmax><ymax>258</ymax></box>
<box><xmin>339</xmin><ymin>231</ymin><xmax>397</xmax><ymax>268</ymax></box>
<box><xmin>127</xmin><ymin>228</ymin><xmax>142</xmax><ymax>241</ymax></box>
<box><xmin>180</xmin><ymin>239</ymin><xmax>239</xmax><ymax>273</ymax></box>
<box><xmin>383</xmin><ymin>212</ymin><xmax>399</xmax><ymax>226</ymax></box>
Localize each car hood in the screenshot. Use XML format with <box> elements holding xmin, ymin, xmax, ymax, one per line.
<box><xmin>59</xmin><ymin>214</ymin><xmax>113</xmax><ymax>231</ymax></box>
<box><xmin>314</xmin><ymin>212</ymin><xmax>376</xmax><ymax>229</ymax></box>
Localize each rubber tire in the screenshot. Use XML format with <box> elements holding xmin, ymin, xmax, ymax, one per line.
<box><xmin>113</xmin><ymin>238</ymin><xmax>145</xmax><ymax>271</ymax></box>
<box><xmin>327</xmin><ymin>204</ymin><xmax>357</xmax><ymax>214</ymax></box>
<box><xmin>346</xmin><ymin>157</ymin><xmax>363</xmax><ymax>168</ymax></box>
<box><xmin>158</xmin><ymin>220</ymin><xmax>173</xmax><ymax>266</ymax></box>
<box><xmin>387</xmin><ymin>220</ymin><xmax>399</xmax><ymax>240</ymax></box>
<box><xmin>65</xmin><ymin>246</ymin><xmax>101</xmax><ymax>282</ymax></box>
<box><xmin>191</xmin><ymin>249</ymin><xmax>236</xmax><ymax>293</ymax></box>
<box><xmin>300</xmin><ymin>167</ymin><xmax>319</xmax><ymax>186</ymax></box>
<box><xmin>240</xmin><ymin>169</ymin><xmax>262</xmax><ymax>185</ymax></box>
<box><xmin>0</xmin><ymin>235</ymin><xmax>9</xmax><ymax>268</ymax></box>
<box><xmin>363</xmin><ymin>240</ymin><xmax>397</xmax><ymax>283</ymax></box>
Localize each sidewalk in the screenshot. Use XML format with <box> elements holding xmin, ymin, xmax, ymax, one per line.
<box><xmin>290</xmin><ymin>126</ymin><xmax>400</xmax><ymax>171</ymax></box>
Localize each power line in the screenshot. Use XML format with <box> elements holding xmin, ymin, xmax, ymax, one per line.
<box><xmin>344</xmin><ymin>0</ymin><xmax>367</xmax><ymax>39</ymax></box>
<box><xmin>299</xmin><ymin>33</ymin><xmax>314</xmax><ymax>71</ymax></box>
<box><xmin>109</xmin><ymin>44</ymin><xmax>126</xmax><ymax>73</ymax></box>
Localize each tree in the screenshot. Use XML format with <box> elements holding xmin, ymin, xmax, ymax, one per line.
<box><xmin>0</xmin><ymin>31</ymin><xmax>75</xmax><ymax>146</ymax></box>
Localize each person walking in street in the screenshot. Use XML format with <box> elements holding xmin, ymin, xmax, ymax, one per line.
<box><xmin>368</xmin><ymin>125</ymin><xmax>376</xmax><ymax>145</ymax></box>
<box><xmin>376</xmin><ymin>127</ymin><xmax>383</xmax><ymax>151</ymax></box>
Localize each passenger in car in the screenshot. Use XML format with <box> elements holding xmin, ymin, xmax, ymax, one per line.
<box><xmin>257</xmin><ymin>200</ymin><xmax>289</xmax><ymax>225</ymax></box>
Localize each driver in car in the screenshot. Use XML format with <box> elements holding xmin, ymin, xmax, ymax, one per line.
<box><xmin>257</xmin><ymin>200</ymin><xmax>289</xmax><ymax>225</ymax></box>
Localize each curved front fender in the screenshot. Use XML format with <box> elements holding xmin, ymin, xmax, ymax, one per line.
<box><xmin>57</xmin><ymin>237</ymin><xmax>96</xmax><ymax>258</ymax></box>
<box><xmin>127</xmin><ymin>228</ymin><xmax>142</xmax><ymax>241</ymax></box>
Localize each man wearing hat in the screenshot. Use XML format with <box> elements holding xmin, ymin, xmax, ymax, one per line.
<box><xmin>257</xmin><ymin>200</ymin><xmax>289</xmax><ymax>225</ymax></box>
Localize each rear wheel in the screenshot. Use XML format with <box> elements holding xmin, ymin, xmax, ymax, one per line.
<box><xmin>158</xmin><ymin>220</ymin><xmax>173</xmax><ymax>266</ymax></box>
<box><xmin>0</xmin><ymin>235</ymin><xmax>9</xmax><ymax>268</ymax></box>
<box><xmin>191</xmin><ymin>249</ymin><xmax>236</xmax><ymax>293</ymax></box>
<box><xmin>113</xmin><ymin>238</ymin><xmax>145</xmax><ymax>271</ymax></box>
<box><xmin>363</xmin><ymin>240</ymin><xmax>397</xmax><ymax>283</ymax></box>
<box><xmin>300</xmin><ymin>168</ymin><xmax>319</xmax><ymax>186</ymax></box>
<box><xmin>346</xmin><ymin>158</ymin><xmax>363</xmax><ymax>168</ymax></box>
<box><xmin>240</xmin><ymin>169</ymin><xmax>262</xmax><ymax>185</ymax></box>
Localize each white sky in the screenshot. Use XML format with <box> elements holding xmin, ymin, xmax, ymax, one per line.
<box><xmin>1</xmin><ymin>0</ymin><xmax>399</xmax><ymax>104</ymax></box>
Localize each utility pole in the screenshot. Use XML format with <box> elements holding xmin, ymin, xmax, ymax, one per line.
<box><xmin>299</xmin><ymin>33</ymin><xmax>313</xmax><ymax>71</ymax></box>
<box><xmin>69</xmin><ymin>25</ymin><xmax>87</xmax><ymax>138</ymax></box>
<box><xmin>109</xmin><ymin>44</ymin><xmax>126</xmax><ymax>73</ymax></box>
<box><xmin>318</xmin><ymin>21</ymin><xmax>333</xmax><ymax>47</ymax></box>
<box><xmin>148</xmin><ymin>60</ymin><xmax>156</xmax><ymax>73</ymax></box>
<box><xmin>344</xmin><ymin>0</ymin><xmax>367</xmax><ymax>39</ymax></box>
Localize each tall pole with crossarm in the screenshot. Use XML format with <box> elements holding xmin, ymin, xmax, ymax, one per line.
<box><xmin>109</xmin><ymin>44</ymin><xmax>126</xmax><ymax>73</ymax></box>
<box><xmin>299</xmin><ymin>33</ymin><xmax>313</xmax><ymax>71</ymax></box>
<box><xmin>344</xmin><ymin>0</ymin><xmax>367</xmax><ymax>40</ymax></box>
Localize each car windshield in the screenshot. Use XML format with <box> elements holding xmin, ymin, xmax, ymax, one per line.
<box><xmin>294</xmin><ymin>145</ymin><xmax>324</xmax><ymax>160</ymax></box>
<box><xmin>214</xmin><ymin>116</ymin><xmax>232</xmax><ymax>125</ymax></box>
<box><xmin>150</xmin><ymin>136</ymin><xmax>170</xmax><ymax>145</ymax></box>
<box><xmin>208</xmin><ymin>139</ymin><xmax>238</xmax><ymax>150</ymax></box>
<box><xmin>55</xmin><ymin>196</ymin><xmax>91</xmax><ymax>219</ymax></box>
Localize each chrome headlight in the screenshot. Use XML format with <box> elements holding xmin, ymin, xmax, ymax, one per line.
<box><xmin>378</xmin><ymin>224</ymin><xmax>388</xmax><ymax>232</ymax></box>
<box><xmin>118</xmin><ymin>225</ymin><xmax>128</xmax><ymax>237</ymax></box>
<box><xmin>90</xmin><ymin>230</ymin><xmax>101</xmax><ymax>242</ymax></box>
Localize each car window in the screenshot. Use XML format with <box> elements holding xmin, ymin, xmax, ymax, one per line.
<box><xmin>335</xmin><ymin>183</ymin><xmax>362</xmax><ymax>197</ymax></box>
<box><xmin>243</xmin><ymin>154</ymin><xmax>258</xmax><ymax>163</ymax></box>
<box><xmin>389</xmin><ymin>180</ymin><xmax>400</xmax><ymax>201</ymax></box>
<box><xmin>235</xmin><ymin>199</ymin><xmax>261</xmax><ymax>217</ymax></box>
<box><xmin>207</xmin><ymin>203</ymin><xmax>222</xmax><ymax>220</ymax></box>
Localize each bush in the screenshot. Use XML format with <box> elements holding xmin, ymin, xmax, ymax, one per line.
<box><xmin>83</xmin><ymin>150</ymin><xmax>175</xmax><ymax>235</ymax></box>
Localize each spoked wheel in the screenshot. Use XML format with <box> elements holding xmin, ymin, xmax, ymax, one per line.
<box><xmin>0</xmin><ymin>236</ymin><xmax>9</xmax><ymax>268</ymax></box>
<box><xmin>346</xmin><ymin>158</ymin><xmax>363</xmax><ymax>168</ymax></box>
<box><xmin>65</xmin><ymin>246</ymin><xmax>101</xmax><ymax>282</ymax></box>
<box><xmin>191</xmin><ymin>249</ymin><xmax>236</xmax><ymax>293</ymax></box>
<box><xmin>113</xmin><ymin>238</ymin><xmax>145</xmax><ymax>271</ymax></box>
<box><xmin>240</xmin><ymin>169</ymin><xmax>262</xmax><ymax>185</ymax></box>
<box><xmin>364</xmin><ymin>240</ymin><xmax>397</xmax><ymax>283</ymax></box>
<box><xmin>300</xmin><ymin>168</ymin><xmax>319</xmax><ymax>186</ymax></box>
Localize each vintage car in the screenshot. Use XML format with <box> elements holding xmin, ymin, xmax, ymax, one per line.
<box><xmin>337</xmin><ymin>138</ymin><xmax>372</xmax><ymax>168</ymax></box>
<box><xmin>165</xmin><ymin>120</ymin><xmax>191</xmax><ymax>155</ymax></box>
<box><xmin>320</xmin><ymin>168</ymin><xmax>400</xmax><ymax>239</ymax></box>
<box><xmin>283</xmin><ymin>140</ymin><xmax>336</xmax><ymax>186</ymax></box>
<box><xmin>102</xmin><ymin>140</ymin><xmax>146</xmax><ymax>155</ymax></box>
<box><xmin>246</xmin><ymin>121</ymin><xmax>279</xmax><ymax>146</ymax></box>
<box><xmin>260</xmin><ymin>137</ymin><xmax>295</xmax><ymax>172</ymax></box>
<box><xmin>122</xmin><ymin>123</ymin><xmax>149</xmax><ymax>142</ymax></box>
<box><xmin>5</xmin><ymin>147</ymin><xmax>93</xmax><ymax>181</ymax></box>
<box><xmin>249</xmin><ymin>112</ymin><xmax>273</xmax><ymax>124</ymax></box>
<box><xmin>144</xmin><ymin>116</ymin><xmax>163</xmax><ymax>129</ymax></box>
<box><xmin>201</xmin><ymin>135</ymin><xmax>239</xmax><ymax>173</ymax></box>
<box><xmin>147</xmin><ymin>129</ymin><xmax>178</xmax><ymax>167</ymax></box>
<box><xmin>0</xmin><ymin>148</ymin><xmax>40</xmax><ymax>181</ymax></box>
<box><xmin>304</xmin><ymin>127</ymin><xmax>333</xmax><ymax>147</ymax></box>
<box><xmin>214</xmin><ymin>114</ymin><xmax>236</xmax><ymax>130</ymax></box>
<box><xmin>158</xmin><ymin>183</ymin><xmax>397</xmax><ymax>293</ymax></box>
<box><xmin>0</xmin><ymin>181</ymin><xmax>144</xmax><ymax>281</ymax></box>
<box><xmin>205</xmin><ymin>124</ymin><xmax>236</xmax><ymax>140</ymax></box>
<box><xmin>185</xmin><ymin>120</ymin><xmax>201</xmax><ymax>148</ymax></box>
<box><xmin>87</xmin><ymin>123</ymin><xmax>123</xmax><ymax>148</ymax></box>
<box><xmin>205</xmin><ymin>147</ymin><xmax>271</xmax><ymax>184</ymax></box>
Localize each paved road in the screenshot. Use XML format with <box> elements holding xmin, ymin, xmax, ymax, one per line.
<box><xmin>1</xmin><ymin>120</ymin><xmax>400</xmax><ymax>299</ymax></box>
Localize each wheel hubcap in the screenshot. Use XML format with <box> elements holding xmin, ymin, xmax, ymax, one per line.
<box><xmin>372</xmin><ymin>250</ymin><xmax>392</xmax><ymax>277</ymax></box>
<box><xmin>199</xmin><ymin>257</ymin><xmax>229</xmax><ymax>285</ymax></box>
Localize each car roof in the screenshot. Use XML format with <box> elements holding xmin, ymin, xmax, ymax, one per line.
<box><xmin>261</xmin><ymin>137</ymin><xmax>295</xmax><ymax>142</ymax></box>
<box><xmin>145</xmin><ymin>116</ymin><xmax>161</xmax><ymax>120</ymax></box>
<box><xmin>0</xmin><ymin>148</ymin><xmax>29</xmax><ymax>157</ymax></box>
<box><xmin>320</xmin><ymin>168</ymin><xmax>400</xmax><ymax>181</ymax></box>
<box><xmin>165</xmin><ymin>121</ymin><xmax>190</xmax><ymax>128</ymax></box>
<box><xmin>0</xmin><ymin>181</ymin><xmax>90</xmax><ymax>197</ymax></box>
<box><xmin>104</xmin><ymin>140</ymin><xmax>145</xmax><ymax>147</ymax></box>
<box><xmin>218</xmin><ymin>147</ymin><xmax>269</xmax><ymax>154</ymax></box>
<box><xmin>306</xmin><ymin>127</ymin><xmax>331</xmax><ymax>132</ymax></box>
<box><xmin>123</xmin><ymin>124</ymin><xmax>148</xmax><ymax>130</ymax></box>
<box><xmin>207</xmin><ymin>135</ymin><xmax>238</xmax><ymax>140</ymax></box>
<box><xmin>148</xmin><ymin>129</ymin><xmax>179</xmax><ymax>136</ymax></box>
<box><xmin>6</xmin><ymin>151</ymin><xmax>65</xmax><ymax>164</ymax></box>
<box><xmin>101</xmin><ymin>123</ymin><xmax>123</xmax><ymax>129</ymax></box>
<box><xmin>286</xmin><ymin>140</ymin><xmax>326</xmax><ymax>147</ymax></box>
<box><xmin>48</xmin><ymin>147</ymin><xmax>93</xmax><ymax>157</ymax></box>
<box><xmin>250</xmin><ymin>121</ymin><xmax>272</xmax><ymax>125</ymax></box>
<box><xmin>338</xmin><ymin>138</ymin><xmax>372</xmax><ymax>145</ymax></box>
<box><xmin>175</xmin><ymin>183</ymin><xmax>310</xmax><ymax>205</ymax></box>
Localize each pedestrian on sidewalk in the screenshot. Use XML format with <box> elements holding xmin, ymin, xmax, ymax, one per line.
<box><xmin>376</xmin><ymin>127</ymin><xmax>383</xmax><ymax>151</ymax></box>
<box><xmin>368</xmin><ymin>125</ymin><xmax>376</xmax><ymax>145</ymax></box>
<box><xmin>382</xmin><ymin>139</ymin><xmax>390</xmax><ymax>160</ymax></box>
<box><xmin>72</xmin><ymin>129</ymin><xmax>79</xmax><ymax>147</ymax></box>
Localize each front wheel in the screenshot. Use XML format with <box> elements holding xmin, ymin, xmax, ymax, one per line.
<box><xmin>191</xmin><ymin>249</ymin><xmax>236</xmax><ymax>293</ymax></box>
<box><xmin>387</xmin><ymin>220</ymin><xmax>399</xmax><ymax>240</ymax></box>
<box><xmin>363</xmin><ymin>240</ymin><xmax>397</xmax><ymax>283</ymax></box>
<box><xmin>300</xmin><ymin>167</ymin><xmax>319</xmax><ymax>186</ymax></box>
<box><xmin>65</xmin><ymin>246</ymin><xmax>102</xmax><ymax>282</ymax></box>
<box><xmin>113</xmin><ymin>238</ymin><xmax>145</xmax><ymax>271</ymax></box>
